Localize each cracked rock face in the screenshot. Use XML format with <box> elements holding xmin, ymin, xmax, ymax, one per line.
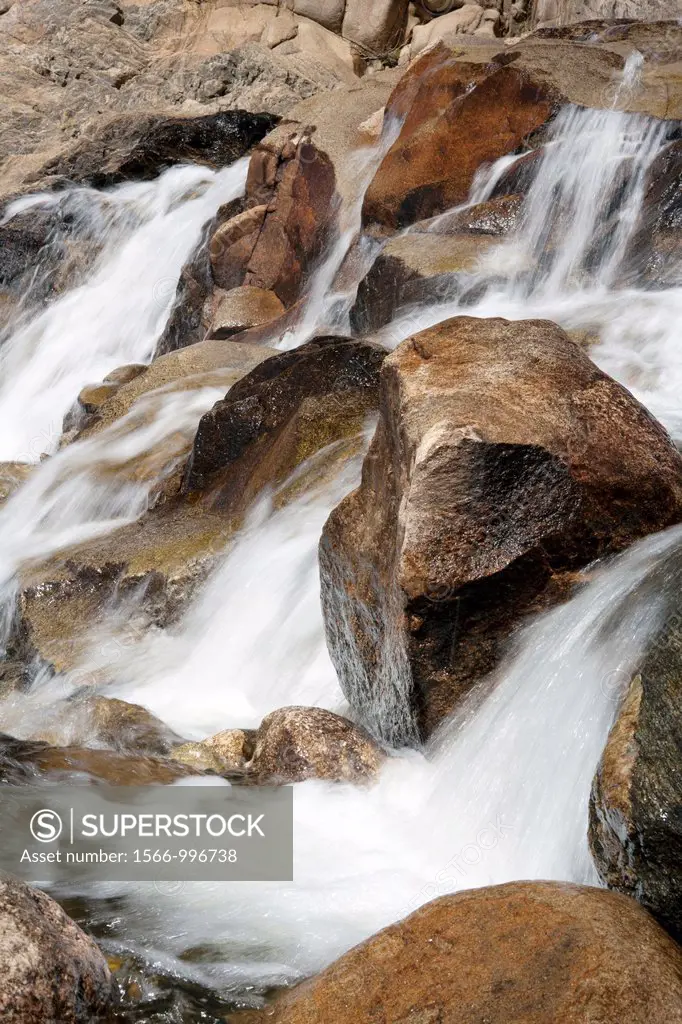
<box><xmin>0</xmin><ymin>878</ymin><xmax>115</xmax><ymax>1023</ymax></box>
<box><xmin>590</xmin><ymin>581</ymin><xmax>682</xmax><ymax>941</ymax></box>
<box><xmin>320</xmin><ymin>316</ymin><xmax>682</xmax><ymax>743</ymax></box>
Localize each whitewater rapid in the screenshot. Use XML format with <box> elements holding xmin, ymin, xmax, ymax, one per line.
<box><xmin>0</xmin><ymin>68</ymin><xmax>681</xmax><ymax>1006</ymax></box>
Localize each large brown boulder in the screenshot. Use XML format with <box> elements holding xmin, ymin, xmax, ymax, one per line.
<box><xmin>27</xmin><ymin>110</ymin><xmax>278</xmax><ymax>191</ymax></box>
<box><xmin>0</xmin><ymin>878</ymin><xmax>115</xmax><ymax>1023</ymax></box>
<box><xmin>590</xmin><ymin>585</ymin><xmax>682</xmax><ymax>941</ymax></box>
<box><xmin>183</xmin><ymin>336</ymin><xmax>387</xmax><ymax>507</ymax></box>
<box><xmin>320</xmin><ymin>317</ymin><xmax>682</xmax><ymax>742</ymax></box>
<box><xmin>249</xmin><ymin>706</ymin><xmax>385</xmax><ymax>784</ymax></box>
<box><xmin>362</xmin><ymin>51</ymin><xmax>555</xmax><ymax>230</ymax></box>
<box><xmin>235</xmin><ymin>882</ymin><xmax>682</xmax><ymax>1024</ymax></box>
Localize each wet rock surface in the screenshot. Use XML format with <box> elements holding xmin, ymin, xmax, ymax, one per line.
<box><xmin>0</xmin><ymin>878</ymin><xmax>116</xmax><ymax>1023</ymax></box>
<box><xmin>0</xmin><ymin>731</ymin><xmax>198</xmax><ymax>784</ymax></box>
<box><xmin>590</xmin><ymin>588</ymin><xmax>682</xmax><ymax>941</ymax></box>
<box><xmin>363</xmin><ymin>55</ymin><xmax>556</xmax><ymax>230</ymax></box>
<box><xmin>184</xmin><ymin>336</ymin><xmax>387</xmax><ymax>507</ymax></box>
<box><xmin>249</xmin><ymin>706</ymin><xmax>385</xmax><ymax>784</ymax></box>
<box><xmin>351</xmin><ymin>232</ymin><xmax>496</xmax><ymax>333</ymax></box>
<box><xmin>226</xmin><ymin>128</ymin><xmax>338</xmax><ymax>308</ymax></box>
<box><xmin>320</xmin><ymin>317</ymin><xmax>682</xmax><ymax>742</ymax></box>
<box><xmin>234</xmin><ymin>881</ymin><xmax>682</xmax><ymax>1024</ymax></box>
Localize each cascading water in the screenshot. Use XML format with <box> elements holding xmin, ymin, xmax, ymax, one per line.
<box><xmin>1</xmin><ymin>61</ymin><xmax>682</xmax><ymax>1020</ymax></box>
<box><xmin>0</xmin><ymin>160</ymin><xmax>247</xmax><ymax>461</ymax></box>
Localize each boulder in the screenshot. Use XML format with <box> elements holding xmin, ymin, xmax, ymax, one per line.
<box><xmin>76</xmin><ymin>695</ymin><xmax>182</xmax><ymax>756</ymax></box>
<box><xmin>342</xmin><ymin>0</ymin><xmax>410</xmax><ymax>57</ymax></box>
<box><xmin>590</xmin><ymin>590</ymin><xmax>682</xmax><ymax>941</ymax></box>
<box><xmin>173</xmin><ymin>728</ymin><xmax>256</xmax><ymax>774</ymax></box>
<box><xmin>293</xmin><ymin>0</ymin><xmax>345</xmax><ymax>33</ymax></box>
<box><xmin>320</xmin><ymin>317</ymin><xmax>682</xmax><ymax>743</ymax></box>
<box><xmin>274</xmin><ymin>18</ymin><xmax>357</xmax><ymax>84</ymax></box>
<box><xmin>183</xmin><ymin>336</ymin><xmax>387</xmax><ymax>506</ymax></box>
<box><xmin>71</xmin><ymin>339</ymin><xmax>272</xmax><ymax>443</ymax></box>
<box><xmin>235</xmin><ymin>882</ymin><xmax>682</xmax><ymax>1024</ymax></box>
<box><xmin>209</xmin><ymin>286</ymin><xmax>286</xmax><ymax>339</ymax></box>
<box><xmin>0</xmin><ymin>878</ymin><xmax>115</xmax><ymax>1023</ymax></box>
<box><xmin>362</xmin><ymin>57</ymin><xmax>555</xmax><ymax>229</ymax></box>
<box><xmin>207</xmin><ymin>127</ymin><xmax>338</xmax><ymax>309</ymax></box>
<box><xmin>409</xmin><ymin>4</ymin><xmax>487</xmax><ymax>54</ymax></box>
<box><xmin>1</xmin><ymin>694</ymin><xmax>181</xmax><ymax>756</ymax></box>
<box><xmin>350</xmin><ymin>231</ymin><xmax>496</xmax><ymax>332</ymax></box>
<box><xmin>249</xmin><ymin>706</ymin><xmax>385</xmax><ymax>784</ymax></box>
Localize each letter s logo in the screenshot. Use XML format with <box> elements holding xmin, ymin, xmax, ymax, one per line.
<box><xmin>30</xmin><ymin>809</ymin><xmax>63</xmax><ymax>843</ymax></box>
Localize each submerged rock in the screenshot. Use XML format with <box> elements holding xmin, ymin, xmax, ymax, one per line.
<box><xmin>0</xmin><ymin>731</ymin><xmax>198</xmax><ymax>785</ymax></box>
<box><xmin>0</xmin><ymin>878</ymin><xmax>115</xmax><ymax>1023</ymax></box>
<box><xmin>0</xmin><ymin>462</ymin><xmax>33</xmax><ymax>506</ymax></box>
<box><xmin>235</xmin><ymin>882</ymin><xmax>682</xmax><ymax>1024</ymax></box>
<box><xmin>590</xmin><ymin>590</ymin><xmax>682</xmax><ymax>941</ymax></box>
<box><xmin>620</xmin><ymin>139</ymin><xmax>682</xmax><ymax>288</ymax></box>
<box><xmin>320</xmin><ymin>316</ymin><xmax>682</xmax><ymax>742</ymax></box>
<box><xmin>249</xmin><ymin>706</ymin><xmax>385</xmax><ymax>784</ymax></box>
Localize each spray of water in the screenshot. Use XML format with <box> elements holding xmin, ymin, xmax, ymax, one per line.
<box><xmin>0</xmin><ymin>160</ymin><xmax>248</xmax><ymax>461</ymax></box>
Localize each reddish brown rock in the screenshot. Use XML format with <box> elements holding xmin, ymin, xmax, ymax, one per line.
<box><xmin>362</xmin><ymin>56</ymin><xmax>555</xmax><ymax>230</ymax></box>
<box><xmin>0</xmin><ymin>878</ymin><xmax>116</xmax><ymax>1023</ymax></box>
<box><xmin>320</xmin><ymin>317</ymin><xmax>682</xmax><ymax>742</ymax></box>
<box><xmin>242</xmin><ymin>129</ymin><xmax>338</xmax><ymax>307</ymax></box>
<box><xmin>235</xmin><ymin>882</ymin><xmax>682</xmax><ymax>1024</ymax></box>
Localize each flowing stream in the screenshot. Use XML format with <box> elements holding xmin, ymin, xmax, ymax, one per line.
<box><xmin>1</xmin><ymin>62</ymin><xmax>682</xmax><ymax>1021</ymax></box>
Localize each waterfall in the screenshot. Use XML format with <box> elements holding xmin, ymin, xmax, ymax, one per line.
<box><xmin>376</xmin><ymin>104</ymin><xmax>682</xmax><ymax>437</ymax></box>
<box><xmin>1</xmin><ymin>77</ymin><xmax>682</xmax><ymax>1012</ymax></box>
<box><xmin>0</xmin><ymin>161</ymin><xmax>248</xmax><ymax>461</ymax></box>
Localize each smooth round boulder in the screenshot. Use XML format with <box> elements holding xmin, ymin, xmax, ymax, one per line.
<box><xmin>249</xmin><ymin>706</ymin><xmax>385</xmax><ymax>784</ymax></box>
<box><xmin>238</xmin><ymin>882</ymin><xmax>682</xmax><ymax>1024</ymax></box>
<box><xmin>0</xmin><ymin>878</ymin><xmax>115</xmax><ymax>1022</ymax></box>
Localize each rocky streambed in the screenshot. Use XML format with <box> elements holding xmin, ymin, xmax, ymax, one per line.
<box><xmin>1</xmin><ymin>1</ymin><xmax>682</xmax><ymax>1022</ymax></box>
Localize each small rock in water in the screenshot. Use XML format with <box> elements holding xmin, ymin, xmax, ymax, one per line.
<box><xmin>249</xmin><ymin>706</ymin><xmax>386</xmax><ymax>784</ymax></box>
